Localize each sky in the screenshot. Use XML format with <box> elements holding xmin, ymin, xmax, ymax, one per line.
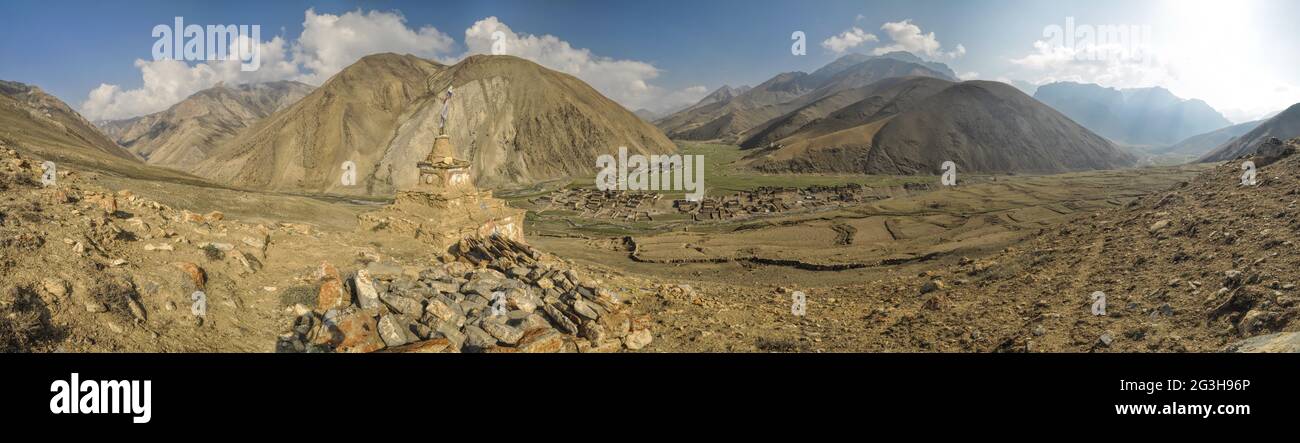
<box><xmin>1</xmin><ymin>0</ymin><xmax>1296</xmax><ymax>123</ymax></box>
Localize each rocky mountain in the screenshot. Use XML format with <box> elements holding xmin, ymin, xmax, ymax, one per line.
<box><xmin>739</xmin><ymin>76</ymin><xmax>952</xmax><ymax>149</ymax></box>
<box><xmin>99</xmin><ymin>81</ymin><xmax>313</xmax><ymax>170</ymax></box>
<box><xmin>1200</xmin><ymin>103</ymin><xmax>1300</xmax><ymax>162</ymax></box>
<box><xmin>1157</xmin><ymin>119</ymin><xmax>1264</xmax><ymax>158</ymax></box>
<box><xmin>196</xmin><ymin>53</ymin><xmax>675</xmax><ymax>195</ymax></box>
<box><xmin>743</xmin><ymin>80</ymin><xmax>1136</xmax><ymax>175</ymax></box>
<box><xmin>0</xmin><ymin>79</ymin><xmax>141</xmax><ymax>170</ymax></box>
<box><xmin>1034</xmin><ymin>82</ymin><xmax>1232</xmax><ymax>146</ymax></box>
<box><xmin>655</xmin><ymin>53</ymin><xmax>956</xmax><ymax>143</ymax></box>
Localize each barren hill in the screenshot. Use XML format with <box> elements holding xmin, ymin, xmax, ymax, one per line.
<box><xmin>739</xmin><ymin>76</ymin><xmax>952</xmax><ymax>149</ymax></box>
<box><xmin>745</xmin><ymin>80</ymin><xmax>1136</xmax><ymax>175</ymax></box>
<box><xmin>656</xmin><ymin>53</ymin><xmax>955</xmax><ymax>143</ymax></box>
<box><xmin>1199</xmin><ymin>103</ymin><xmax>1300</xmax><ymax>162</ymax></box>
<box><xmin>0</xmin><ymin>80</ymin><xmax>139</xmax><ymax>167</ymax></box>
<box><xmin>904</xmin><ymin>137</ymin><xmax>1300</xmax><ymax>352</ymax></box>
<box><xmin>1159</xmin><ymin>119</ymin><xmax>1264</xmax><ymax>158</ymax></box>
<box><xmin>197</xmin><ymin>53</ymin><xmax>674</xmax><ymax>195</ymax></box>
<box><xmin>99</xmin><ymin>81</ymin><xmax>313</xmax><ymax>170</ymax></box>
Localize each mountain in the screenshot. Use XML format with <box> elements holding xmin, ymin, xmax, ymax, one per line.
<box><xmin>98</xmin><ymin>81</ymin><xmax>313</xmax><ymax>170</ymax></box>
<box><xmin>1034</xmin><ymin>82</ymin><xmax>1232</xmax><ymax>146</ymax></box>
<box><xmin>743</xmin><ymin>80</ymin><xmax>1136</xmax><ymax>175</ymax></box>
<box><xmin>739</xmin><ymin>76</ymin><xmax>953</xmax><ymax>149</ymax></box>
<box><xmin>1200</xmin><ymin>103</ymin><xmax>1300</xmax><ymax>162</ymax></box>
<box><xmin>0</xmin><ymin>79</ymin><xmax>142</xmax><ymax>170</ymax></box>
<box><xmin>633</xmin><ymin>108</ymin><xmax>658</xmax><ymax>122</ymax></box>
<box><xmin>871</xmin><ymin>51</ymin><xmax>959</xmax><ymax>80</ymax></box>
<box><xmin>1158</xmin><ymin>119</ymin><xmax>1265</xmax><ymax>157</ymax></box>
<box><xmin>656</xmin><ymin>53</ymin><xmax>956</xmax><ymax>143</ymax></box>
<box><xmin>196</xmin><ymin>53</ymin><xmax>675</xmax><ymax>195</ymax></box>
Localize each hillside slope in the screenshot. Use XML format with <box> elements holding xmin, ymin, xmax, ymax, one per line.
<box><xmin>197</xmin><ymin>54</ymin><xmax>675</xmax><ymax>195</ymax></box>
<box><xmin>746</xmin><ymin>80</ymin><xmax>1135</xmax><ymax>175</ymax></box>
<box><xmin>1200</xmin><ymin>103</ymin><xmax>1300</xmax><ymax>162</ymax></box>
<box><xmin>99</xmin><ymin>81</ymin><xmax>313</xmax><ymax>169</ymax></box>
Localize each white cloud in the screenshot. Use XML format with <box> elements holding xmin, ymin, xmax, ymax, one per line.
<box><xmin>83</xmin><ymin>10</ymin><xmax>457</xmax><ymax>121</ymax></box>
<box><xmin>872</xmin><ymin>20</ymin><xmax>965</xmax><ymax>59</ymax></box>
<box><xmin>1008</xmin><ymin>38</ymin><xmax>1173</xmax><ymax>91</ymax></box>
<box><xmin>292</xmin><ymin>9</ymin><xmax>455</xmax><ymax>84</ymax></box>
<box><xmin>459</xmin><ymin>16</ymin><xmax>705</xmax><ymax>114</ymax></box>
<box><xmin>82</xmin><ymin>11</ymin><xmax>699</xmax><ymax>120</ymax></box>
<box><xmin>820</xmin><ymin>27</ymin><xmax>878</xmax><ymax>54</ymax></box>
<box><xmin>81</xmin><ymin>36</ymin><xmax>299</xmax><ymax>121</ymax></box>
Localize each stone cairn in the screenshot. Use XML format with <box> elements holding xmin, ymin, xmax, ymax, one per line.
<box><xmin>276</xmin><ymin>234</ymin><xmax>653</xmax><ymax>353</ymax></box>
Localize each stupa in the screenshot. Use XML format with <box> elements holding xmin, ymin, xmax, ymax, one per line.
<box><xmin>359</xmin><ymin>86</ymin><xmax>525</xmax><ymax>250</ymax></box>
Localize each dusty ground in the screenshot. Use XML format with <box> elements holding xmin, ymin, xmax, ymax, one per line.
<box><xmin>5</xmin><ymin>140</ymin><xmax>1292</xmax><ymax>353</ymax></box>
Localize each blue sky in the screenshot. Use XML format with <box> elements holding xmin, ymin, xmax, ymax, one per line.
<box><xmin>2</xmin><ymin>0</ymin><xmax>1297</xmax><ymax>123</ymax></box>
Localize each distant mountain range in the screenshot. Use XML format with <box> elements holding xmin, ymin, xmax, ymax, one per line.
<box><xmin>99</xmin><ymin>81</ymin><xmax>314</xmax><ymax>170</ymax></box>
<box><xmin>740</xmin><ymin>78</ymin><xmax>1135</xmax><ymax>175</ymax></box>
<box><xmin>1033</xmin><ymin>82</ymin><xmax>1232</xmax><ymax>147</ymax></box>
<box><xmin>655</xmin><ymin>52</ymin><xmax>958</xmax><ymax>143</ymax></box>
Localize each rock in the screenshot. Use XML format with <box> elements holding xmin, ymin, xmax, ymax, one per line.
<box><xmin>1097</xmin><ymin>332</ymin><xmax>1114</xmax><ymax>347</ymax></box>
<box><xmin>1148</xmin><ymin>220</ymin><xmax>1169</xmax><ymax>233</ymax></box>
<box><xmin>317</xmin><ymin>276</ymin><xmax>349</xmax><ymax>312</ymax></box>
<box><xmin>920</xmin><ymin>280</ymin><xmax>945</xmax><ymax>294</ymax></box>
<box><xmin>380</xmin><ymin>293</ymin><xmax>424</xmax><ymax>316</ymax></box>
<box><xmin>377</xmin><ymin>338</ymin><xmax>454</xmax><ymax>353</ymax></box>
<box><xmin>42</xmin><ymin>279</ymin><xmax>67</xmax><ymax>297</ymax></box>
<box><xmin>83</xmin><ymin>301</ymin><xmax>107</xmax><ymax>313</ymax></box>
<box><xmin>483</xmin><ymin>320</ymin><xmax>524</xmax><ymax>345</ymax></box>
<box><xmin>461</xmin><ymin>278</ymin><xmax>501</xmax><ymax>296</ymax></box>
<box><xmin>144</xmin><ymin>243</ymin><xmax>174</xmax><ymax>252</ymax></box>
<box><xmin>335</xmin><ymin>313</ymin><xmax>384</xmax><ymax>353</ymax></box>
<box><xmin>572</xmin><ymin>298</ymin><xmax>600</xmax><ymax>320</ymax></box>
<box><xmin>543</xmin><ymin>303</ymin><xmax>579</xmax><ymax>334</ymax></box>
<box><xmin>506</xmin><ymin>288</ymin><xmax>538</xmax><ymax>313</ymax></box>
<box><xmin>516</xmin><ymin>328</ymin><xmax>564</xmax><ymax>353</ymax></box>
<box><xmin>463</xmin><ymin>325</ymin><xmax>497</xmax><ymax>350</ymax></box>
<box><xmin>173</xmin><ymin>262</ymin><xmax>207</xmax><ymax>289</ymax></box>
<box><xmin>1225</xmin><ymin>332</ymin><xmax>1300</xmax><ymax>352</ymax></box>
<box><xmin>377</xmin><ymin>315</ymin><xmax>414</xmax><ymax>347</ymax></box>
<box><xmin>427</xmin><ymin>280</ymin><xmax>460</xmax><ymax>294</ymax></box>
<box><xmin>1238</xmin><ymin>309</ymin><xmax>1280</xmax><ymax>335</ymax></box>
<box><xmin>241</xmin><ymin>236</ymin><xmax>266</xmax><ymax>249</ymax></box>
<box><xmin>624</xmin><ymin>329</ymin><xmax>653</xmax><ymax>350</ymax></box>
<box><xmin>536</xmin><ymin>278</ymin><xmax>554</xmax><ymax>290</ymax></box>
<box><xmin>580</xmin><ymin>321</ymin><xmax>607</xmax><ymax>343</ymax></box>
<box><xmin>1224</xmin><ymin>270</ymin><xmax>1244</xmax><ymax>288</ymax></box>
<box><xmin>126</xmin><ymin>297</ymin><xmax>147</xmax><ymax>322</ymax></box>
<box><xmin>181</xmin><ymin>211</ymin><xmax>205</xmax><ymax>224</ymax></box>
<box><xmin>204</xmin><ymin>211</ymin><xmax>224</xmax><ymax>222</ymax></box>
<box><xmin>424</xmin><ymin>295</ymin><xmax>461</xmax><ymax>322</ymax></box>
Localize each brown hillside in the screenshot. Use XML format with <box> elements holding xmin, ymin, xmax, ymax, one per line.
<box><xmin>198</xmin><ymin>53</ymin><xmax>674</xmax><ymax>195</ymax></box>
<box><xmin>100</xmin><ymin>81</ymin><xmax>313</xmax><ymax>170</ymax></box>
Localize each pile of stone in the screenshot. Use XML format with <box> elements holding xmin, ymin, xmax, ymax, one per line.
<box><xmin>276</xmin><ymin>235</ymin><xmax>653</xmax><ymax>353</ymax></box>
